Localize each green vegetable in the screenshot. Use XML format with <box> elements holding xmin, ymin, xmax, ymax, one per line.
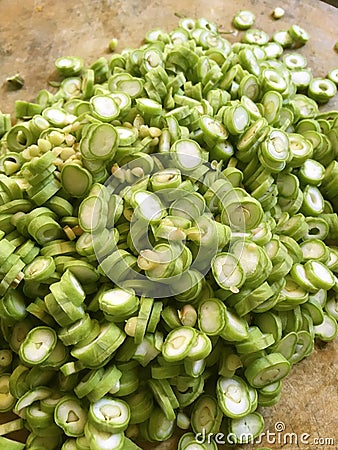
<box><xmin>216</xmin><ymin>375</ymin><xmax>251</xmax><ymax>418</ymax></box>
<box><xmin>228</xmin><ymin>411</ymin><xmax>265</xmax><ymax>443</ymax></box>
<box><xmin>19</xmin><ymin>326</ymin><xmax>57</xmax><ymax>365</ymax></box>
<box><xmin>233</xmin><ymin>10</ymin><xmax>256</xmax><ymax>30</ymax></box>
<box><xmin>308</xmin><ymin>78</ymin><xmax>337</xmax><ymax>103</ymax></box>
<box><xmin>54</xmin><ymin>395</ymin><xmax>87</xmax><ymax>437</ymax></box>
<box><xmin>88</xmin><ymin>397</ymin><xmax>130</xmax><ymax>433</ymax></box>
<box><xmin>6</xmin><ymin>73</ymin><xmax>25</xmax><ymax>90</ymax></box>
<box><xmin>0</xmin><ymin>436</ymin><xmax>25</xmax><ymax>450</ymax></box>
<box><xmin>0</xmin><ymin>11</ymin><xmax>337</xmax><ymax>450</ymax></box>
<box><xmin>272</xmin><ymin>7</ymin><xmax>285</xmax><ymax>19</ymax></box>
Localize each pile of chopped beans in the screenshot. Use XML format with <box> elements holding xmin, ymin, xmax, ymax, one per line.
<box><xmin>0</xmin><ymin>10</ymin><xmax>337</xmax><ymax>450</ymax></box>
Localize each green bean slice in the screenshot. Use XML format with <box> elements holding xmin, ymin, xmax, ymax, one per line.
<box><xmin>216</xmin><ymin>375</ymin><xmax>251</xmax><ymax>418</ymax></box>
<box><xmin>245</xmin><ymin>353</ymin><xmax>291</xmax><ymax>388</ymax></box>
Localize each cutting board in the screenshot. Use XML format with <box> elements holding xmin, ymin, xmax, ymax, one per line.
<box><xmin>0</xmin><ymin>1</ymin><xmax>337</xmax><ymax>449</ymax></box>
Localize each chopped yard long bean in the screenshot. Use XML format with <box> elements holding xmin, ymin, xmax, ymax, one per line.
<box><xmin>0</xmin><ymin>9</ymin><xmax>337</xmax><ymax>450</ymax></box>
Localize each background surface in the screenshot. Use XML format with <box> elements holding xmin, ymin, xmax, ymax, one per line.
<box><xmin>322</xmin><ymin>0</ymin><xmax>338</xmax><ymax>7</ymax></box>
<box><xmin>0</xmin><ymin>1</ymin><xmax>337</xmax><ymax>449</ymax></box>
